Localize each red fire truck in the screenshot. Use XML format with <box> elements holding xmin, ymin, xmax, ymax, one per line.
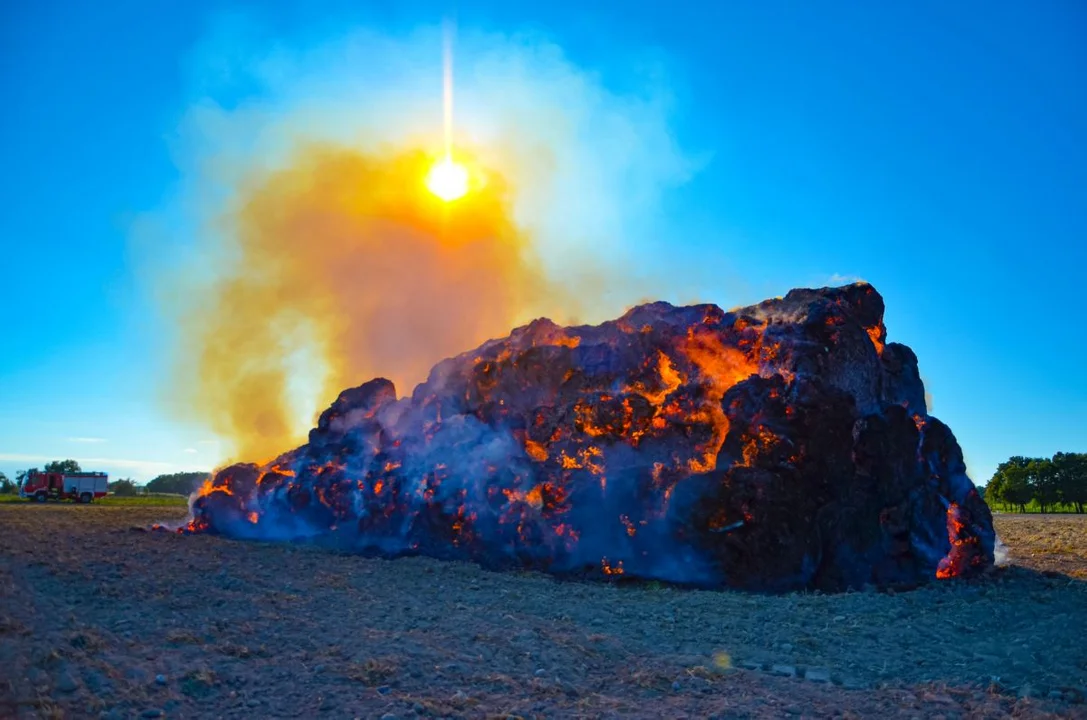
<box><xmin>20</xmin><ymin>471</ymin><xmax>109</xmax><ymax>503</ymax></box>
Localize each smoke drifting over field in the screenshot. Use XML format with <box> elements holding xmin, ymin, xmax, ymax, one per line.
<box><xmin>149</xmin><ymin>23</ymin><xmax>693</xmax><ymax>461</ymax></box>
<box><xmin>174</xmin><ymin>146</ymin><xmax>554</xmax><ymax>460</ymax></box>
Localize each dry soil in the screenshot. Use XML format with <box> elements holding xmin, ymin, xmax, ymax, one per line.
<box><xmin>1</xmin><ymin>506</ymin><xmax>1085</xmax><ymax>719</ymax></box>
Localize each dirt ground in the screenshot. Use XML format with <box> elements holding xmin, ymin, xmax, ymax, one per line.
<box><xmin>1</xmin><ymin>507</ymin><xmax>1085</xmax><ymax>719</ymax></box>
<box><xmin>991</xmin><ymin>513</ymin><xmax>1087</xmax><ymax>580</ymax></box>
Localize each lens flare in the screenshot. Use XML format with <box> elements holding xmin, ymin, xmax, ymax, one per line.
<box><xmin>425</xmin><ymin>156</ymin><xmax>469</xmax><ymax>201</ymax></box>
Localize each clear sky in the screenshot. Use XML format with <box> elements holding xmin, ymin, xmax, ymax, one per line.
<box><xmin>2</xmin><ymin>1</ymin><xmax>1085</xmax><ymax>484</ymax></box>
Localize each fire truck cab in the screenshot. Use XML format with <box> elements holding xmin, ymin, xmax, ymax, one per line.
<box><xmin>20</xmin><ymin>471</ymin><xmax>109</xmax><ymax>503</ymax></box>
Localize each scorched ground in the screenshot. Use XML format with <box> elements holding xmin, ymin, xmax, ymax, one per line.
<box><xmin>182</xmin><ymin>282</ymin><xmax>995</xmax><ymax>591</ymax></box>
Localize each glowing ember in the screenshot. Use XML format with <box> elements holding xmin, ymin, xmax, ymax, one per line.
<box><xmin>180</xmin><ymin>282</ymin><xmax>996</xmax><ymax>591</ymax></box>
<box><xmin>601</xmin><ymin>557</ymin><xmax>624</xmax><ymax>575</ymax></box>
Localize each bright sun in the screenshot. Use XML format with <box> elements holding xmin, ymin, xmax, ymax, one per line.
<box><xmin>425</xmin><ymin>156</ymin><xmax>470</xmax><ymax>202</ymax></box>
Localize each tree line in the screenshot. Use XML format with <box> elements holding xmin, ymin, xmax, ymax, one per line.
<box><xmin>0</xmin><ymin>461</ymin><xmax>209</xmax><ymax>497</ymax></box>
<box><xmin>985</xmin><ymin>453</ymin><xmax>1087</xmax><ymax>513</ymax></box>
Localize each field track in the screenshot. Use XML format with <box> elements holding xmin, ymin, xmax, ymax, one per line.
<box><xmin>1</xmin><ymin>506</ymin><xmax>1085</xmax><ymax>719</ymax></box>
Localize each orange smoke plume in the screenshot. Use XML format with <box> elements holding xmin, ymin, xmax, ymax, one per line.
<box><xmin>172</xmin><ymin>144</ymin><xmax>554</xmax><ymax>460</ymax></box>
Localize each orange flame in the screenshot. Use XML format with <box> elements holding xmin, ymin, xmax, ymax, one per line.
<box><xmin>865</xmin><ymin>325</ymin><xmax>885</xmax><ymax>356</ymax></box>
<box><xmin>628</xmin><ymin>351</ymin><xmax>683</xmax><ymax>406</ymax></box>
<box><xmin>524</xmin><ymin>439</ymin><xmax>549</xmax><ymax>462</ymax></box>
<box><xmin>679</xmin><ymin>329</ymin><xmax>757</xmax><ymax>472</ymax></box>
<box><xmin>936</xmin><ymin>502</ymin><xmax>980</xmax><ymax>579</ymax></box>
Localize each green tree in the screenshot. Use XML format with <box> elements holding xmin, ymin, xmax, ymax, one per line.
<box><xmin>984</xmin><ymin>473</ymin><xmax>1004</xmax><ymax>505</ymax></box>
<box><xmin>108</xmin><ymin>478</ymin><xmax>138</xmax><ymax>496</ymax></box>
<box><xmin>1003</xmin><ymin>456</ymin><xmax>1033</xmax><ymax>471</ymax></box>
<box><xmin>44</xmin><ymin>459</ymin><xmax>82</xmax><ymax>473</ymax></box>
<box><xmin>1026</xmin><ymin>458</ymin><xmax>1060</xmax><ymax>513</ymax></box>
<box><xmin>1004</xmin><ymin>466</ymin><xmax>1033</xmax><ymax>513</ymax></box>
<box><xmin>1053</xmin><ymin>452</ymin><xmax>1087</xmax><ymax>514</ymax></box>
<box><xmin>989</xmin><ymin>457</ymin><xmax>1033</xmax><ymax>512</ymax></box>
<box><xmin>145</xmin><ymin>471</ymin><xmax>209</xmax><ymax>496</ymax></box>
<box><xmin>0</xmin><ymin>472</ymin><xmax>14</xmax><ymax>494</ymax></box>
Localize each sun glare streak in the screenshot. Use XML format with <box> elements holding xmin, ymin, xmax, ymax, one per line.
<box><xmin>443</xmin><ymin>20</ymin><xmax>455</xmax><ymax>160</ymax></box>
<box><xmin>425</xmin><ymin>21</ymin><xmax>470</xmax><ymax>203</ymax></box>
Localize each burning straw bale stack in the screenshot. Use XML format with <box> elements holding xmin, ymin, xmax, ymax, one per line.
<box><xmin>188</xmin><ymin>282</ymin><xmax>995</xmax><ymax>592</ymax></box>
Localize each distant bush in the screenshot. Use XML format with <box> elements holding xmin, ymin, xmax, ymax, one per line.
<box><xmin>145</xmin><ymin>471</ymin><xmax>209</xmax><ymax>496</ymax></box>
<box><xmin>109</xmin><ymin>478</ymin><xmax>139</xmax><ymax>497</ymax></box>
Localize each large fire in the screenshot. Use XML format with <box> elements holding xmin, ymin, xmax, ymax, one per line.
<box><xmin>176</xmin><ymin>282</ymin><xmax>995</xmax><ymax>592</ymax></box>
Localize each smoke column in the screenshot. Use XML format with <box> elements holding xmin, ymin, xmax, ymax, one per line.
<box><xmin>147</xmin><ymin>22</ymin><xmax>694</xmax><ymax>462</ymax></box>
<box><xmin>175</xmin><ymin>145</ymin><xmax>557</xmax><ymax>460</ymax></box>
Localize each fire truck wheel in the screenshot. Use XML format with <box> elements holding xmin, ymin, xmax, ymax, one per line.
<box><xmin>34</xmin><ymin>492</ymin><xmax>47</xmax><ymax>503</ymax></box>
<box><xmin>80</xmin><ymin>493</ymin><xmax>92</xmax><ymax>504</ymax></box>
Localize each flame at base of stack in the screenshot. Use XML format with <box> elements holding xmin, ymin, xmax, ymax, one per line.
<box><xmin>185</xmin><ymin>283</ymin><xmax>995</xmax><ymax>592</ymax></box>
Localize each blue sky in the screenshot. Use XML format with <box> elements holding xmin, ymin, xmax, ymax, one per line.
<box><xmin>2</xmin><ymin>0</ymin><xmax>1085</xmax><ymax>483</ymax></box>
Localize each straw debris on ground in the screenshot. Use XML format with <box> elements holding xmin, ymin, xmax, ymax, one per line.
<box><xmin>1</xmin><ymin>506</ymin><xmax>1084</xmax><ymax>719</ymax></box>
